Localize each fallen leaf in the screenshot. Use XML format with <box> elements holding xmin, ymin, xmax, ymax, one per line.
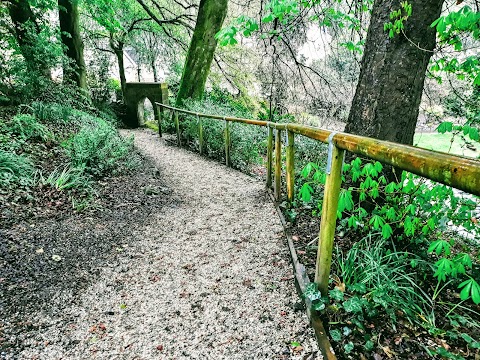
<box><xmin>98</xmin><ymin>323</ymin><xmax>106</xmax><ymax>331</ymax></box>
<box><xmin>381</xmin><ymin>346</ymin><xmax>396</xmax><ymax>359</ymax></box>
<box><xmin>292</xmin><ymin>345</ymin><xmax>303</xmax><ymax>353</ymax></box>
<box><xmin>156</xmin><ymin>345</ymin><xmax>163</xmax><ymax>351</ymax></box>
<box><xmin>335</xmin><ymin>283</ymin><xmax>346</xmax><ymax>292</ymax></box>
<box><xmin>292</xmin><ymin>235</ymin><xmax>299</xmax><ymax>241</ymax></box>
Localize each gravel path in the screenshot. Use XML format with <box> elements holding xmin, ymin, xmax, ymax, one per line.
<box><xmin>17</xmin><ymin>129</ymin><xmax>319</xmax><ymax>360</ymax></box>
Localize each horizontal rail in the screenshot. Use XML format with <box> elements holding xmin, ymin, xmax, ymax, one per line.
<box><xmin>157</xmin><ymin>102</ymin><xmax>480</xmax><ymax>196</ymax></box>
<box><xmin>156</xmin><ymin>102</ymin><xmax>288</xmax><ymax>130</ymax></box>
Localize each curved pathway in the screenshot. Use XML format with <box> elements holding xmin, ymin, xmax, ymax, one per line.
<box><xmin>20</xmin><ymin>129</ymin><xmax>319</xmax><ymax>359</ymax></box>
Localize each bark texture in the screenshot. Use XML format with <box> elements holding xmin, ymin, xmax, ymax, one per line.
<box><xmin>344</xmin><ymin>0</ymin><xmax>445</xmax><ymax>145</ymax></box>
<box><xmin>175</xmin><ymin>0</ymin><xmax>228</xmax><ymax>105</ymax></box>
<box><xmin>110</xmin><ymin>37</ymin><xmax>127</xmax><ymax>101</ymax></box>
<box><xmin>58</xmin><ymin>0</ymin><xmax>87</xmax><ymax>89</ymax></box>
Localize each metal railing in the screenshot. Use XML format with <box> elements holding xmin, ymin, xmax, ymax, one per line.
<box><xmin>155</xmin><ymin>101</ymin><xmax>480</xmax><ymax>296</ymax></box>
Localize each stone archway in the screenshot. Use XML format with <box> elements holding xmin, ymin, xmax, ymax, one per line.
<box><xmin>124</xmin><ymin>82</ymin><xmax>168</xmax><ymax>128</ymax></box>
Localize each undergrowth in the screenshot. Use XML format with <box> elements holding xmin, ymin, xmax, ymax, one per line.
<box><xmin>299</xmin><ymin>158</ymin><xmax>480</xmax><ymax>359</ymax></box>
<box><xmin>0</xmin><ymin>101</ymin><xmax>136</xmax><ymax>213</ymax></box>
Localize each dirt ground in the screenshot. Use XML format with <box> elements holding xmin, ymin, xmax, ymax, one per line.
<box><xmin>0</xmin><ymin>129</ymin><xmax>320</xmax><ymax>359</ymax></box>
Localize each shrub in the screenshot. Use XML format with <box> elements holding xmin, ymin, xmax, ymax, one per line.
<box><xmin>0</xmin><ymin>150</ymin><xmax>35</xmax><ymax>188</ymax></box>
<box><xmin>63</xmin><ymin>119</ymin><xmax>134</xmax><ymax>177</ymax></box>
<box><xmin>10</xmin><ymin>113</ymin><xmax>51</xmax><ymax>141</ymax></box>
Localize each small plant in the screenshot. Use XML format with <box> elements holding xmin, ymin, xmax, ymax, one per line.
<box><xmin>10</xmin><ymin>113</ymin><xmax>52</xmax><ymax>141</ymax></box>
<box><xmin>63</xmin><ymin>119</ymin><xmax>133</xmax><ymax>177</ymax></box>
<box><xmin>0</xmin><ymin>150</ymin><xmax>36</xmax><ymax>188</ymax></box>
<box><xmin>41</xmin><ymin>165</ymin><xmax>90</xmax><ymax>191</ymax></box>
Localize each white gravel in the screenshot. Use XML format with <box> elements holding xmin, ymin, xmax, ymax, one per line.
<box><xmin>18</xmin><ymin>129</ymin><xmax>319</xmax><ymax>359</ymax></box>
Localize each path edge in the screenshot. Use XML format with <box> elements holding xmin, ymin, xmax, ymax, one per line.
<box><xmin>267</xmin><ymin>190</ymin><xmax>337</xmax><ymax>360</ymax></box>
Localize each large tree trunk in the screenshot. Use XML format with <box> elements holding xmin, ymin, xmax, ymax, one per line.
<box><xmin>58</xmin><ymin>0</ymin><xmax>87</xmax><ymax>90</ymax></box>
<box><xmin>7</xmin><ymin>0</ymin><xmax>50</xmax><ymax>76</ymax></box>
<box><xmin>344</xmin><ymin>0</ymin><xmax>444</xmax><ymax>146</ymax></box>
<box><xmin>113</xmin><ymin>45</ymin><xmax>127</xmax><ymax>101</ymax></box>
<box><xmin>175</xmin><ymin>0</ymin><xmax>228</xmax><ymax>105</ymax></box>
<box><xmin>152</xmin><ymin>60</ymin><xmax>158</xmax><ymax>82</ymax></box>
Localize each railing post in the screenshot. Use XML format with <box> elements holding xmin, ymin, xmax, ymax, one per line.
<box><xmin>286</xmin><ymin>129</ymin><xmax>295</xmax><ymax>203</ymax></box>
<box><xmin>224</xmin><ymin>120</ymin><xmax>231</xmax><ymax>166</ymax></box>
<box><xmin>274</xmin><ymin>128</ymin><xmax>282</xmax><ymax>201</ymax></box>
<box><xmin>198</xmin><ymin>115</ymin><xmax>204</xmax><ymax>155</ymax></box>
<box><xmin>266</xmin><ymin>126</ymin><xmax>273</xmax><ymax>188</ymax></box>
<box><xmin>156</xmin><ymin>104</ymin><xmax>163</xmax><ymax>137</ymax></box>
<box><xmin>175</xmin><ymin>110</ymin><xmax>181</xmax><ymax>146</ymax></box>
<box><xmin>315</xmin><ymin>143</ymin><xmax>345</xmax><ymax>296</ymax></box>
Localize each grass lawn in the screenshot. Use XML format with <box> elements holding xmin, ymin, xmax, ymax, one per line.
<box><xmin>414</xmin><ymin>132</ymin><xmax>479</xmax><ymax>158</ymax></box>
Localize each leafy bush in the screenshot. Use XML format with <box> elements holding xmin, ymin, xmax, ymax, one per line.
<box><xmin>300</xmin><ymin>157</ymin><xmax>480</xmax><ymax>305</ymax></box>
<box><xmin>10</xmin><ymin>113</ymin><xmax>52</xmax><ymax>141</ymax></box>
<box><xmin>63</xmin><ymin>119</ymin><xmax>134</xmax><ymax>177</ymax></box>
<box><xmin>334</xmin><ymin>235</ymin><xmax>431</xmax><ymax>324</ymax></box>
<box><xmin>0</xmin><ymin>150</ymin><xmax>35</xmax><ymax>188</ymax></box>
<box><xmin>167</xmin><ymin>98</ymin><xmax>265</xmax><ymax>173</ymax></box>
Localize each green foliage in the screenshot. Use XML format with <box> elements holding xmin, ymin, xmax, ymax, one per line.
<box><xmin>335</xmin><ymin>236</ymin><xmax>431</xmax><ymax>324</ymax></box>
<box><xmin>10</xmin><ymin>113</ymin><xmax>52</xmax><ymax>141</ymax></box>
<box><xmin>383</xmin><ymin>1</ymin><xmax>412</xmax><ymax>38</ymax></box>
<box><xmin>63</xmin><ymin>119</ymin><xmax>134</xmax><ymax>177</ymax></box>
<box><xmin>41</xmin><ymin>165</ymin><xmax>90</xmax><ymax>191</ymax></box>
<box><xmin>430</xmin><ymin>6</ymin><xmax>480</xmax><ymax>85</ymax></box>
<box><xmin>0</xmin><ymin>150</ymin><xmax>35</xmax><ymax>188</ymax></box>
<box><xmin>300</xmin><ymin>156</ymin><xmax>479</xmax><ymax>308</ymax></box>
<box><xmin>437</xmin><ymin>121</ymin><xmax>479</xmax><ymax>145</ymax></box>
<box><xmin>458</xmin><ymin>278</ymin><xmax>480</xmax><ymax>305</ymax></box>
<box><xmin>167</xmin><ymin>97</ymin><xmax>264</xmax><ymax>173</ymax></box>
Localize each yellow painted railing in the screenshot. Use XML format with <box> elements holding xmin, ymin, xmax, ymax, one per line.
<box><xmin>155</xmin><ymin>101</ymin><xmax>480</xmax><ymax>296</ymax></box>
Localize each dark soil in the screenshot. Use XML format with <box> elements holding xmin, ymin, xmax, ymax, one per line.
<box><xmin>289</xmin><ymin>205</ymin><xmax>480</xmax><ymax>360</ymax></box>
<box><xmin>0</xmin><ymin>153</ymin><xmax>175</xmax><ymax>358</ymax></box>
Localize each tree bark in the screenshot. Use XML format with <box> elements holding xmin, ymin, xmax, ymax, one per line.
<box><xmin>114</xmin><ymin>47</ymin><xmax>126</xmax><ymax>101</ymax></box>
<box><xmin>344</xmin><ymin>0</ymin><xmax>444</xmax><ymax>146</ymax></box>
<box><xmin>175</xmin><ymin>0</ymin><xmax>228</xmax><ymax>105</ymax></box>
<box><xmin>58</xmin><ymin>0</ymin><xmax>87</xmax><ymax>90</ymax></box>
<box><xmin>152</xmin><ymin>60</ymin><xmax>158</xmax><ymax>82</ymax></box>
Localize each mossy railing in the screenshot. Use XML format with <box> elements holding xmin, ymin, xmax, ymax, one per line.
<box><xmin>155</xmin><ymin>101</ymin><xmax>480</xmax><ymax>296</ymax></box>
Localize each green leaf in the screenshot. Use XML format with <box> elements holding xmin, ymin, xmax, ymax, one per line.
<box><xmin>343</xmin><ymin>296</ymin><xmax>365</xmax><ymax>313</ymax></box>
<box><xmin>458</xmin><ymin>278</ymin><xmax>480</xmax><ymax>304</ymax></box>
<box><xmin>338</xmin><ymin>189</ymin><xmax>354</xmax><ymax>213</ymax></box>
<box><xmin>344</xmin><ymin>342</ymin><xmax>354</xmax><ymax>354</ymax></box>
<box><xmin>468</xmin><ymin>126</ymin><xmax>479</xmax><ymax>141</ymax></box>
<box><xmin>365</xmin><ymin>340</ymin><xmax>375</xmax><ymax>351</ymax></box>
<box><xmin>434</xmin><ymin>258</ymin><xmax>454</xmax><ymax>282</ymax></box>
<box><xmin>300</xmin><ymin>183</ymin><xmax>313</xmax><ymax>202</ymax></box>
<box><xmin>330</xmin><ymin>329</ymin><xmax>342</xmax><ymax>342</ymax></box>
<box><xmin>428</xmin><ymin>239</ymin><xmax>451</xmax><ymax>256</ymax></box>
<box><xmin>301</xmin><ymin>163</ymin><xmax>313</xmax><ymax>178</ymax></box>
<box><xmin>381</xmin><ymin>223</ymin><xmax>393</xmax><ymax>239</ymax></box>
<box><xmin>329</xmin><ymin>288</ymin><xmax>345</xmax><ymax>301</ymax></box>
<box><xmin>437</xmin><ymin>121</ymin><xmax>453</xmax><ymax>134</ymax></box>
